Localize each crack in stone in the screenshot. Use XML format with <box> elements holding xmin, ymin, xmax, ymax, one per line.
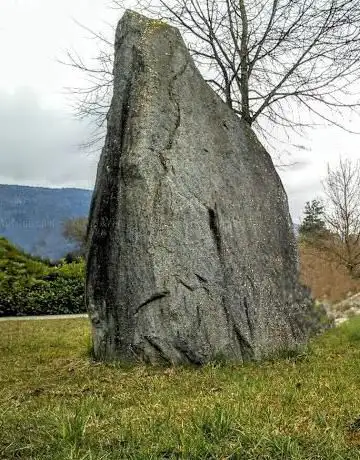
<box><xmin>177</xmin><ymin>278</ymin><xmax>195</xmax><ymax>291</ymax></box>
<box><xmin>233</xmin><ymin>325</ymin><xmax>254</xmax><ymax>361</ymax></box>
<box><xmin>244</xmin><ymin>296</ymin><xmax>254</xmax><ymax>340</ymax></box>
<box><xmin>194</xmin><ymin>273</ymin><xmax>210</xmax><ymax>294</ymax></box>
<box><xmin>196</xmin><ymin>302</ymin><xmax>201</xmax><ymax>328</ymax></box>
<box><xmin>208</xmin><ymin>205</ymin><xmax>222</xmax><ymax>256</ymax></box>
<box><xmin>144</xmin><ymin>336</ymin><xmax>171</xmax><ymax>364</ymax></box>
<box><xmin>176</xmin><ymin>275</ymin><xmax>211</xmax><ymax>297</ymax></box>
<box><xmin>158</xmin><ymin>59</ymin><xmax>189</xmax><ymax>171</ymax></box>
<box><xmin>195</xmin><ymin>273</ymin><xmax>208</xmax><ymax>283</ymax></box>
<box><xmin>166</xmin><ymin>60</ymin><xmax>189</xmax><ymax>149</ymax></box>
<box><xmin>134</xmin><ymin>290</ymin><xmax>170</xmax><ymax>315</ymax></box>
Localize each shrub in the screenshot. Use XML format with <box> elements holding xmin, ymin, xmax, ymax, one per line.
<box><xmin>0</xmin><ymin>237</ymin><xmax>86</xmax><ymax>316</ymax></box>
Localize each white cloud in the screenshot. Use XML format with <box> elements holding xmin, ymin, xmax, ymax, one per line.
<box><xmin>0</xmin><ymin>88</ymin><xmax>97</xmax><ymax>189</ymax></box>
<box><xmin>0</xmin><ymin>0</ymin><xmax>119</xmax><ymax>109</ymax></box>
<box><xmin>278</xmin><ymin>122</ymin><xmax>360</xmax><ymax>222</ymax></box>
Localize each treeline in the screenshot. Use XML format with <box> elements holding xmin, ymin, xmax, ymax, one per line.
<box><xmin>299</xmin><ymin>159</ymin><xmax>360</xmax><ymax>278</ymax></box>
<box><xmin>0</xmin><ymin>237</ymin><xmax>85</xmax><ymax>316</ymax></box>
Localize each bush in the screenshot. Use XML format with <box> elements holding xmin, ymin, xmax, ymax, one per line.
<box><xmin>0</xmin><ymin>237</ymin><xmax>86</xmax><ymax>316</ymax></box>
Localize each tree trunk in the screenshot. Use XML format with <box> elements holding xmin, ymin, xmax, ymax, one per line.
<box><xmin>239</xmin><ymin>0</ymin><xmax>251</xmax><ymax>125</ymax></box>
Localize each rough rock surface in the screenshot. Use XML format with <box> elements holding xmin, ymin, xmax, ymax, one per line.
<box><xmin>86</xmin><ymin>10</ymin><xmax>319</xmax><ymax>364</ymax></box>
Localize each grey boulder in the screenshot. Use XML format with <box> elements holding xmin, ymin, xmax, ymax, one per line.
<box><xmin>86</xmin><ymin>10</ymin><xmax>320</xmax><ymax>365</ymax></box>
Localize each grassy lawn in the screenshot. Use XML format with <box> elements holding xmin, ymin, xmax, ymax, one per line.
<box><xmin>0</xmin><ymin>318</ymin><xmax>360</xmax><ymax>459</ymax></box>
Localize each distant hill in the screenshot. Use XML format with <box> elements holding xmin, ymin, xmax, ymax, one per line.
<box><xmin>0</xmin><ymin>185</ymin><xmax>92</xmax><ymax>260</ymax></box>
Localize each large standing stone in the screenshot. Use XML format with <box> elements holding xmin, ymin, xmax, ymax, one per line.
<box><xmin>86</xmin><ymin>10</ymin><xmax>319</xmax><ymax>364</ymax></box>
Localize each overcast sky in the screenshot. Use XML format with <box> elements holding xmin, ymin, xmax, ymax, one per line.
<box><xmin>1</xmin><ymin>0</ymin><xmax>360</xmax><ymax>222</ymax></box>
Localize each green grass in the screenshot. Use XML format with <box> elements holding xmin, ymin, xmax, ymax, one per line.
<box><xmin>1</xmin><ymin>318</ymin><xmax>360</xmax><ymax>459</ymax></box>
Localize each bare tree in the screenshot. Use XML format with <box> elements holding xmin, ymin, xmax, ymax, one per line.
<box><xmin>322</xmin><ymin>158</ymin><xmax>360</xmax><ymax>276</ymax></box>
<box><xmin>65</xmin><ymin>0</ymin><xmax>360</xmax><ymax>150</ymax></box>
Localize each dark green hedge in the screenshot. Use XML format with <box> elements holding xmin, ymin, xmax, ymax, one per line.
<box><xmin>0</xmin><ymin>237</ymin><xmax>86</xmax><ymax>316</ymax></box>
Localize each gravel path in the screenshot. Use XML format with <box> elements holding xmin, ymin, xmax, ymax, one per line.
<box><xmin>0</xmin><ymin>314</ymin><xmax>88</xmax><ymax>322</ymax></box>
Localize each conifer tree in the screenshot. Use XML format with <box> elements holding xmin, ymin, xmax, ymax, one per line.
<box><xmin>299</xmin><ymin>200</ymin><xmax>326</xmax><ymax>239</ymax></box>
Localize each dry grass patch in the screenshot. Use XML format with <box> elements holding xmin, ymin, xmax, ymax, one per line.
<box><xmin>0</xmin><ymin>317</ymin><xmax>360</xmax><ymax>459</ymax></box>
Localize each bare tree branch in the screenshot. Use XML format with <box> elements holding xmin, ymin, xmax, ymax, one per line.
<box><xmin>322</xmin><ymin>158</ymin><xmax>360</xmax><ymax>276</ymax></box>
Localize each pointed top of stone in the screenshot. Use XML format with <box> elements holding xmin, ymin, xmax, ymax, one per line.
<box><xmin>116</xmin><ymin>9</ymin><xmax>174</xmax><ymax>38</ymax></box>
